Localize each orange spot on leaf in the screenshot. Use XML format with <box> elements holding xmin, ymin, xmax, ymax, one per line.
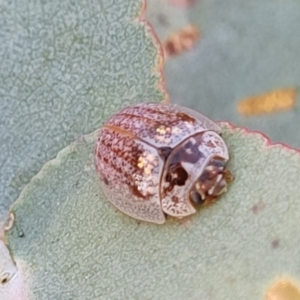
<box><xmin>251</xmin><ymin>200</ymin><xmax>266</xmax><ymax>215</ymax></box>
<box><xmin>266</xmin><ymin>278</ymin><xmax>300</xmax><ymax>300</ymax></box>
<box><xmin>238</xmin><ymin>88</ymin><xmax>297</xmax><ymax>116</ymax></box>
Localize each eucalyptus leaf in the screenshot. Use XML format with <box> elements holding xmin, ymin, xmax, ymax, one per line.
<box><xmin>5</xmin><ymin>124</ymin><xmax>300</xmax><ymax>299</ymax></box>
<box><xmin>0</xmin><ymin>0</ymin><xmax>164</xmax><ymax>220</ymax></box>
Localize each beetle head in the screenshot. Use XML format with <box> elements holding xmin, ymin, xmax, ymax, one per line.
<box><xmin>189</xmin><ymin>157</ymin><xmax>233</xmax><ymax>206</ymax></box>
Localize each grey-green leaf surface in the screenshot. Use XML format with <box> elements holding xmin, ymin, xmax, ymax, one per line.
<box><xmin>6</xmin><ymin>124</ymin><xmax>300</xmax><ymax>299</ymax></box>
<box><xmin>150</xmin><ymin>0</ymin><xmax>300</xmax><ymax>148</ymax></box>
<box><xmin>0</xmin><ymin>0</ymin><xmax>164</xmax><ymax>220</ymax></box>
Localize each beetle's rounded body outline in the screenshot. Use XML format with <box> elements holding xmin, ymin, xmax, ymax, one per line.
<box><xmin>95</xmin><ymin>103</ymin><xmax>231</xmax><ymax>224</ymax></box>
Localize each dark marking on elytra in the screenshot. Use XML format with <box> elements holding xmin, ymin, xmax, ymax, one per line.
<box><xmin>103</xmin><ymin>177</ymin><xmax>109</xmax><ymax>185</ymax></box>
<box><xmin>176</xmin><ymin>112</ymin><xmax>195</xmax><ymax>123</ymax></box>
<box><xmin>172</xmin><ymin>196</ymin><xmax>179</xmax><ymax>204</ymax></box>
<box><xmin>131</xmin><ymin>184</ymin><xmax>148</xmax><ymax>199</ymax></box>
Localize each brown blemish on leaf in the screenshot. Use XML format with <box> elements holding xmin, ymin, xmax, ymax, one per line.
<box><xmin>238</xmin><ymin>88</ymin><xmax>297</xmax><ymax>116</ymax></box>
<box><xmin>163</xmin><ymin>24</ymin><xmax>200</xmax><ymax>57</ymax></box>
<box><xmin>225</xmin><ymin>277</ymin><xmax>236</xmax><ymax>285</ymax></box>
<box><xmin>251</xmin><ymin>200</ymin><xmax>266</xmax><ymax>215</ymax></box>
<box><xmin>265</xmin><ymin>278</ymin><xmax>300</xmax><ymax>300</ymax></box>
<box><xmin>156</xmin><ymin>13</ymin><xmax>169</xmax><ymax>27</ymax></box>
<box><xmin>271</xmin><ymin>239</ymin><xmax>280</xmax><ymax>249</ymax></box>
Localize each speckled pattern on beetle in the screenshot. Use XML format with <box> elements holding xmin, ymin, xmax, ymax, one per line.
<box><xmin>95</xmin><ymin>103</ymin><xmax>232</xmax><ymax>224</ymax></box>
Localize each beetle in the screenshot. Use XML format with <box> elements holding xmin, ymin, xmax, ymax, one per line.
<box><xmin>94</xmin><ymin>102</ymin><xmax>232</xmax><ymax>224</ymax></box>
